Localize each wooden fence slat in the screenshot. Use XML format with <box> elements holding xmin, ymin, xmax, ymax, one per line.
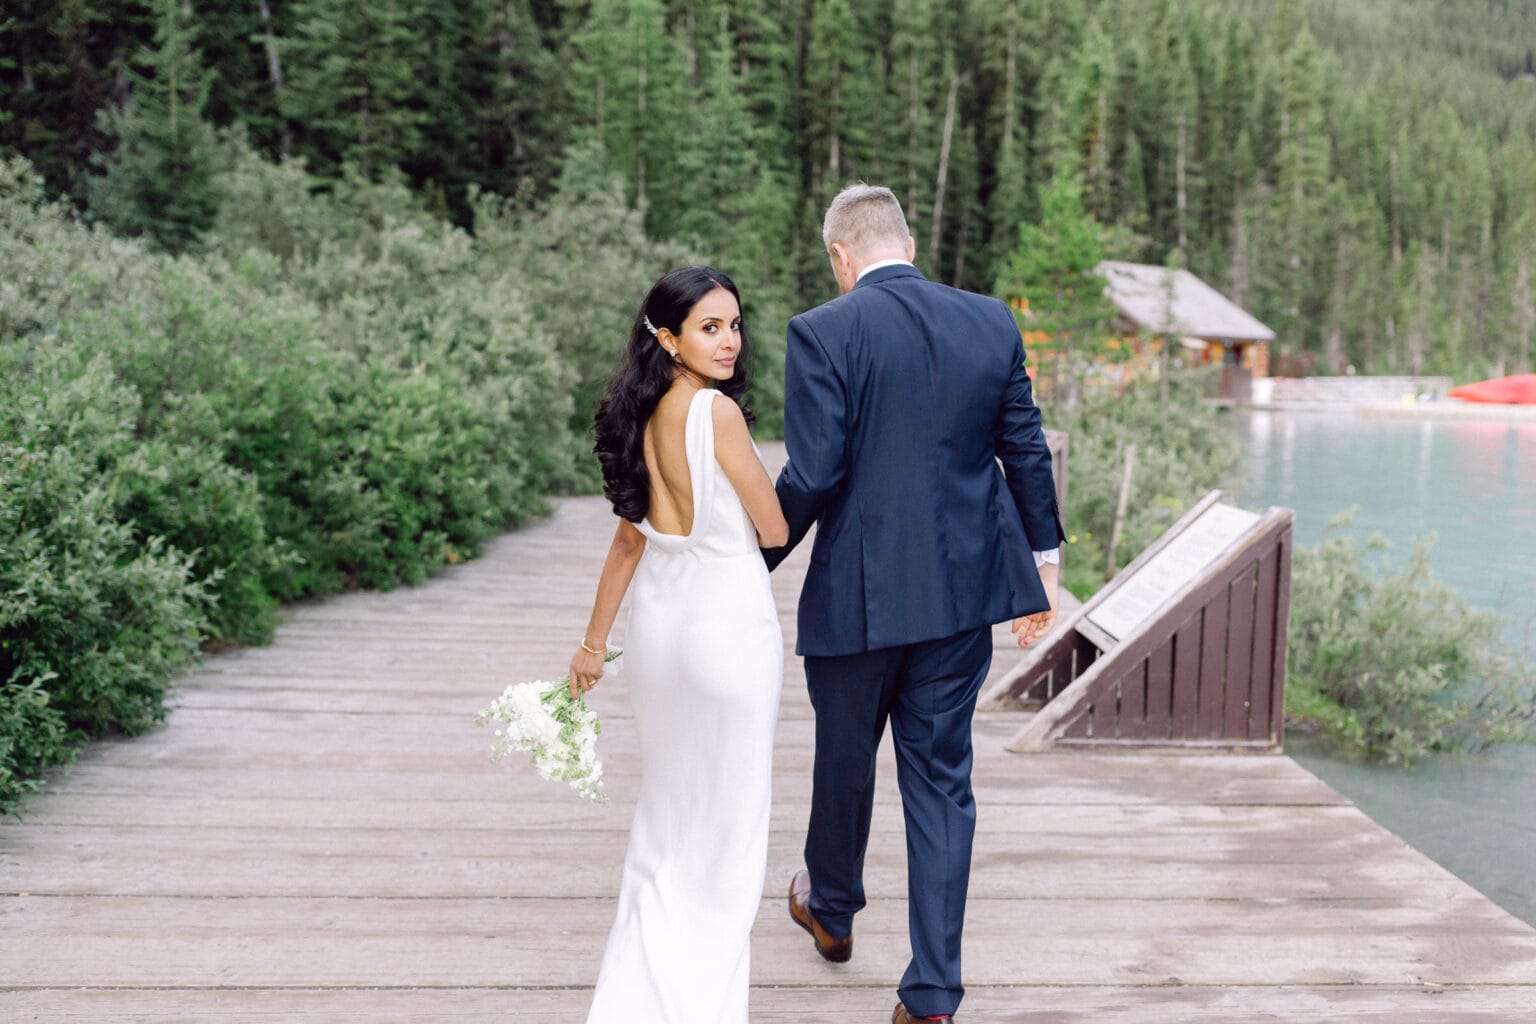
<box><xmin>1144</xmin><ymin>639</ymin><xmax>1175</xmax><ymax>741</ymax></box>
<box><xmin>1249</xmin><ymin>547</ymin><xmax>1281</xmax><ymax>743</ymax></box>
<box><xmin>1269</xmin><ymin>536</ymin><xmax>1294</xmax><ymax>745</ymax></box>
<box><xmin>1197</xmin><ymin>594</ymin><xmax>1228</xmax><ymax>739</ymax></box>
<box><xmin>1224</xmin><ymin>563</ymin><xmax>1258</xmax><ymax>738</ymax></box>
<box><xmin>1117</xmin><ymin>662</ymin><xmax>1149</xmax><ymax>741</ymax></box>
<box><xmin>1171</xmin><ymin>617</ymin><xmax>1203</xmax><ymax>735</ymax></box>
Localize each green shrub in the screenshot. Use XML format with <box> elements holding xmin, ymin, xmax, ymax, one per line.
<box><xmin>0</xmin><ymin>679</ymin><xmax>73</xmax><ymax>815</ymax></box>
<box><xmin>42</xmin><ymin>255</ymin><xmax>307</xmax><ymax>627</ymax></box>
<box><xmin>471</xmin><ymin>147</ymin><xmax>701</xmax><ymax>458</ymax></box>
<box><xmin>1045</xmin><ymin>367</ymin><xmax>1243</xmax><ymax>598</ymax></box>
<box><xmin>0</xmin><ymin>138</ymin><xmax>707</xmax><ymax>811</ymax></box>
<box><xmin>0</xmin><ymin>363</ymin><xmax>208</xmax><ymax>813</ymax></box>
<box><xmin>110</xmin><ymin>440</ymin><xmax>281</xmax><ymax>644</ymax></box>
<box><xmin>1286</xmin><ymin>518</ymin><xmax>1536</xmax><ymax>764</ymax></box>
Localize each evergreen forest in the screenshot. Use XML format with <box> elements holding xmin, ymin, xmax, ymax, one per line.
<box><xmin>4</xmin><ymin>0</ymin><xmax>1536</xmax><ymax>378</ymax></box>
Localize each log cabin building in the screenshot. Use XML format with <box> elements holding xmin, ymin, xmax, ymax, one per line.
<box><xmin>1094</xmin><ymin>260</ymin><xmax>1276</xmax><ymax>402</ymax></box>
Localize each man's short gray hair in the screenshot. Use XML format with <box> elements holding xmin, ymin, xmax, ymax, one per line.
<box><xmin>822</xmin><ymin>184</ymin><xmax>911</xmax><ymax>256</ymax></box>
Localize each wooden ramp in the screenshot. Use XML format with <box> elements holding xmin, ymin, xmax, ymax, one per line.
<box><xmin>4</xmin><ymin>445</ymin><xmax>1535</xmax><ymax>1021</ymax></box>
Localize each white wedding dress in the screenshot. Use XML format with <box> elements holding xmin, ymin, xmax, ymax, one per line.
<box><xmin>586</xmin><ymin>388</ymin><xmax>783</xmax><ymax>1023</ymax></box>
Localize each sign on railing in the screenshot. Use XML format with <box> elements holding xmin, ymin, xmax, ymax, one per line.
<box><xmin>1086</xmin><ymin>503</ymin><xmax>1259</xmax><ymax>642</ymax></box>
<box><xmin>982</xmin><ymin>491</ymin><xmax>1293</xmax><ymax>753</ymax></box>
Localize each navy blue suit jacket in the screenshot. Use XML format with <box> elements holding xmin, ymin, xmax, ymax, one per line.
<box><xmin>764</xmin><ymin>263</ymin><xmax>1065</xmax><ymax>657</ymax></box>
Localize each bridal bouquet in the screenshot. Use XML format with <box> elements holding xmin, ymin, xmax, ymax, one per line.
<box><xmin>475</xmin><ymin>650</ymin><xmax>619</xmax><ymax>805</ymax></box>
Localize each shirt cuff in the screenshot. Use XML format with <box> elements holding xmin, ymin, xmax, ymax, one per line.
<box><xmin>1033</xmin><ymin>548</ymin><xmax>1060</xmax><ymax>567</ymax></box>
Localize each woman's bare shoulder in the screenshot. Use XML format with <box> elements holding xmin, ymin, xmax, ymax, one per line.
<box><xmin>709</xmin><ymin>390</ymin><xmax>748</xmax><ymax>432</ymax></box>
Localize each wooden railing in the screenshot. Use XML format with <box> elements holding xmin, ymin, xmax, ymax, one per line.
<box><xmin>984</xmin><ymin>491</ymin><xmax>1294</xmax><ymax>753</ymax></box>
<box><xmin>1044</xmin><ymin>428</ymin><xmax>1067</xmax><ymax>519</ymax></box>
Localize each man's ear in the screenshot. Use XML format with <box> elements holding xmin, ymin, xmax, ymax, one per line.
<box><xmin>906</xmin><ymin>235</ymin><xmax>916</xmax><ymax>262</ymax></box>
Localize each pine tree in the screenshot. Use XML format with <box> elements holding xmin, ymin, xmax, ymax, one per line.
<box><xmin>91</xmin><ymin>0</ymin><xmax>221</xmax><ymax>253</ymax></box>
<box><xmin>480</xmin><ymin>0</ymin><xmax>565</xmax><ymax>198</ymax></box>
<box><xmin>1506</xmin><ymin>211</ymin><xmax>1535</xmax><ymax>375</ymax></box>
<box><xmin>798</xmin><ymin>0</ymin><xmax>869</xmax><ymax>299</ymax></box>
<box><xmin>981</xmin><ymin>0</ymin><xmax>1030</xmax><ymax>285</ymax></box>
<box><xmin>562</xmin><ymin>0</ymin><xmax>681</xmax><ymax>220</ymax></box>
<box><xmin>283</xmin><ymin>0</ymin><xmax>427</xmax><ymax>180</ymax></box>
<box><xmin>1270</xmin><ymin>24</ymin><xmax>1331</xmax><ymax>347</ymax></box>
<box><xmin>192</xmin><ymin>4</ymin><xmax>281</xmax><ymax>152</ymax></box>
<box><xmin>3</xmin><ymin>0</ymin><xmax>154</xmax><ymax>201</ymax></box>
<box><xmin>993</xmin><ymin>172</ymin><xmax>1119</xmax><ymax>402</ymax></box>
<box><xmin>0</xmin><ymin>15</ymin><xmax>17</xmax><ymax>135</ymax></box>
<box><xmin>672</xmin><ymin>1</ymin><xmax>765</xmax><ymax>263</ymax></box>
<box><xmin>889</xmin><ymin>0</ymin><xmax>945</xmax><ymax>249</ymax></box>
<box><xmin>804</xmin><ymin>0</ymin><xmax>859</xmax><ymax>190</ymax></box>
<box><xmin>408</xmin><ymin>0</ymin><xmax>495</xmax><ymax>215</ymax></box>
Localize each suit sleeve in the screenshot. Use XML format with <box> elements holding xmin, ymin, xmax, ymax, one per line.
<box><xmin>762</xmin><ymin>315</ymin><xmax>848</xmax><ymax>572</ymax></box>
<box><xmin>994</xmin><ymin>325</ymin><xmax>1068</xmax><ymax>552</ymax></box>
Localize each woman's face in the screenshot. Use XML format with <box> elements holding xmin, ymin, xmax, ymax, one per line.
<box><xmin>665</xmin><ymin>287</ymin><xmax>742</xmax><ymax>382</ymax></box>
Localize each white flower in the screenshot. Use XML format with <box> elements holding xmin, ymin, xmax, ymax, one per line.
<box><xmin>475</xmin><ymin>652</ymin><xmax>618</xmax><ymax>805</ymax></box>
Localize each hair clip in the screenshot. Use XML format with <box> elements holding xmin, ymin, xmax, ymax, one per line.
<box><xmin>643</xmin><ymin>314</ymin><xmax>659</xmax><ymax>337</ymax></box>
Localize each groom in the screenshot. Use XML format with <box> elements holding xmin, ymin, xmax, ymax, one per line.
<box><xmin>763</xmin><ymin>185</ymin><xmax>1064</xmax><ymax>1021</ymax></box>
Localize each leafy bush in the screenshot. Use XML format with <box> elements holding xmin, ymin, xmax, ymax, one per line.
<box><xmin>3</xmin><ymin>138</ymin><xmax>711</xmax><ymax>811</ymax></box>
<box><xmin>471</xmin><ymin>147</ymin><xmax>694</xmax><ymax>474</ymax></box>
<box><xmin>208</xmin><ymin>149</ymin><xmax>580</xmax><ymax>589</ymax></box>
<box><xmin>1045</xmin><ymin>367</ymin><xmax>1243</xmax><ymax>598</ymax></box>
<box><xmin>1286</xmin><ymin>518</ymin><xmax>1536</xmax><ymax>764</ymax></box>
<box><xmin>0</xmin><ymin>362</ymin><xmax>209</xmax><ymax>814</ymax></box>
<box><xmin>110</xmin><ymin>439</ymin><xmax>281</xmax><ymax>643</ymax></box>
<box><xmin>0</xmin><ymin>679</ymin><xmax>72</xmax><ymax>812</ymax></box>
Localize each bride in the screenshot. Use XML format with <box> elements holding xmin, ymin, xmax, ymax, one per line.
<box><xmin>567</xmin><ymin>266</ymin><xmax>788</xmax><ymax>1022</ymax></box>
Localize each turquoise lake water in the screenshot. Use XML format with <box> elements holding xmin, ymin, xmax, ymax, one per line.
<box><xmin>1230</xmin><ymin>409</ymin><xmax>1536</xmax><ymax>927</ymax></box>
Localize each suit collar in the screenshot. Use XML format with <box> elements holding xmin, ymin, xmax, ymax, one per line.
<box><xmin>853</xmin><ymin>262</ymin><xmax>926</xmax><ymax>290</ymax></box>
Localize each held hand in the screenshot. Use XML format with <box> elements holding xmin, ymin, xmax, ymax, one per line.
<box><xmin>568</xmin><ymin>645</ymin><xmax>606</xmax><ymax>701</ymax></box>
<box><xmin>1012</xmin><ymin>562</ymin><xmax>1060</xmax><ymax>648</ymax></box>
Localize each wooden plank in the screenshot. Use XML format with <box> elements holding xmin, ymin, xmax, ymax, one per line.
<box><xmin>1</xmin><ymin>820</ymin><xmax>1471</xmax><ymax>901</ymax></box>
<box><xmin>1117</xmin><ymin>662</ymin><xmax>1148</xmax><ymax>740</ymax></box>
<box><xmin>7</xmin><ymin>985</ymin><xmax>1536</xmax><ymax>1023</ymax></box>
<box><xmin>1171</xmin><ymin>615</ymin><xmax>1203</xmax><ymax>733</ymax></box>
<box><xmin>1270</xmin><ymin>531</ymin><xmax>1294</xmax><ymax>745</ymax></box>
<box><xmin>1224</xmin><ymin>562</ymin><xmax>1259</xmax><ymax>738</ymax></box>
<box><xmin>22</xmin><ymin>754</ymin><xmax>1353</xmax><ymax>808</ymax></box>
<box><xmin>5</xmin><ymin>895</ymin><xmax>1535</xmax><ymax>989</ymax></box>
<box><xmin>1249</xmin><ymin>545</ymin><xmax>1281</xmax><ymax>744</ymax></box>
<box><xmin>1144</xmin><ymin>636</ymin><xmax>1175</xmax><ymax>741</ymax></box>
<box><xmin>3</xmin><ymin>800</ymin><xmax>1400</xmax><ymax>838</ymax></box>
<box><xmin>1197</xmin><ymin>590</ymin><xmax>1228</xmax><ymax>738</ymax></box>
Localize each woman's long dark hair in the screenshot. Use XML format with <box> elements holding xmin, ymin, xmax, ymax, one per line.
<box><xmin>593</xmin><ymin>266</ymin><xmax>756</xmax><ymax>522</ymax></box>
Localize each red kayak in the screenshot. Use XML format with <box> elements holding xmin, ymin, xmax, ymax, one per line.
<box><xmin>1448</xmin><ymin>374</ymin><xmax>1536</xmax><ymax>404</ymax></box>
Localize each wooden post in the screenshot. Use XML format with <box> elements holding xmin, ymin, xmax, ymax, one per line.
<box><xmin>1106</xmin><ymin>442</ymin><xmax>1136</xmax><ymax>578</ymax></box>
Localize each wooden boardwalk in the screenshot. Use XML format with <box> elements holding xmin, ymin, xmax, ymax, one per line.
<box><xmin>4</xmin><ymin>445</ymin><xmax>1536</xmax><ymax>1022</ymax></box>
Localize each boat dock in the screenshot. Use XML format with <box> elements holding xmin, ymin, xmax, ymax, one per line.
<box><xmin>4</xmin><ymin>444</ymin><xmax>1534</xmax><ymax>1021</ymax></box>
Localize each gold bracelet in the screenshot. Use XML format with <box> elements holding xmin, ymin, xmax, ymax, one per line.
<box><xmin>579</xmin><ymin>638</ymin><xmax>604</xmax><ymax>655</ymax></box>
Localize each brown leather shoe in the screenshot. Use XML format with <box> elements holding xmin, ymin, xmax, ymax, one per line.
<box><xmin>788</xmin><ymin>869</ymin><xmax>852</xmax><ymax>963</ymax></box>
<box><xmin>892</xmin><ymin>1003</ymin><xmax>952</xmax><ymax>1023</ymax></box>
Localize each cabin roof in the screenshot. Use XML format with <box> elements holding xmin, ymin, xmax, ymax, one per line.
<box><xmin>1096</xmin><ymin>260</ymin><xmax>1276</xmax><ymax>343</ymax></box>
